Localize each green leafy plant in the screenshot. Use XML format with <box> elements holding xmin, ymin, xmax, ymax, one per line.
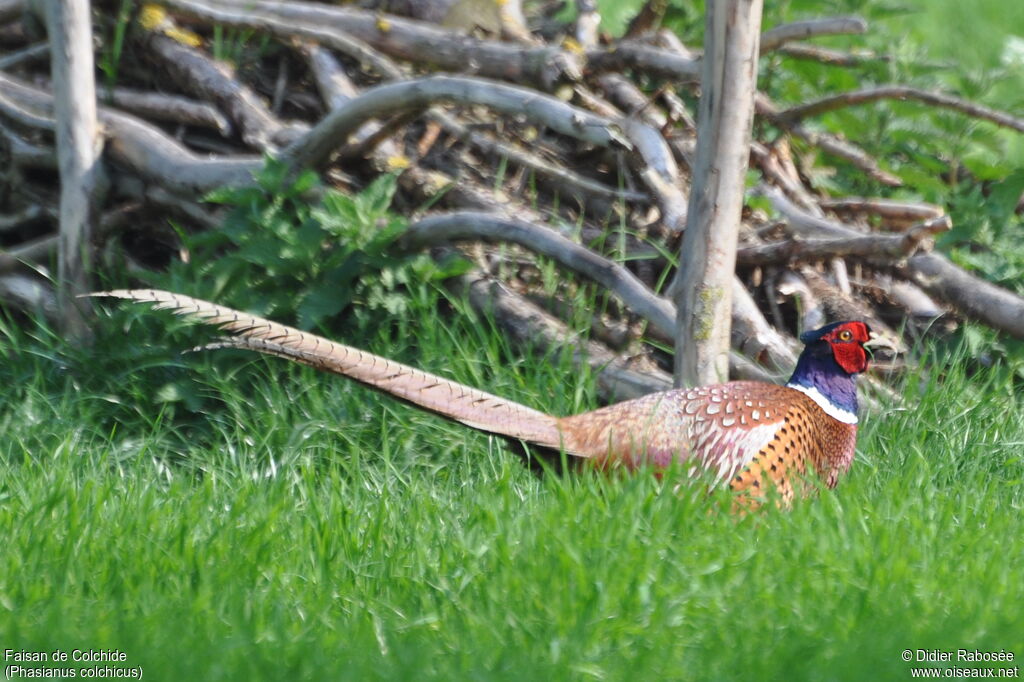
<box><xmin>155</xmin><ymin>159</ymin><xmax>467</xmax><ymax>331</ymax></box>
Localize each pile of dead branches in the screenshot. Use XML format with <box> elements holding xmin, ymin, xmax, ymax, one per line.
<box><xmin>1</xmin><ymin>0</ymin><xmax>1023</xmax><ymax>399</ymax></box>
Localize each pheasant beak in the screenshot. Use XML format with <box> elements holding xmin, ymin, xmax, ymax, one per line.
<box><xmin>863</xmin><ymin>331</ymin><xmax>902</xmax><ymax>355</ymax></box>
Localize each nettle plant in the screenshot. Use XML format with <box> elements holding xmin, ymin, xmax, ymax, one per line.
<box><xmin>158</xmin><ymin>159</ymin><xmax>466</xmax><ymax>331</ymax></box>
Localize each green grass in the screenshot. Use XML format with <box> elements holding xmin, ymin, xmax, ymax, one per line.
<box><xmin>1</xmin><ymin>288</ymin><xmax>1021</xmax><ymax>681</ymax></box>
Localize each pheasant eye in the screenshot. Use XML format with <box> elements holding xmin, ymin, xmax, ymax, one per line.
<box><xmin>838</xmin><ymin>330</ymin><xmax>853</xmax><ymax>341</ymax></box>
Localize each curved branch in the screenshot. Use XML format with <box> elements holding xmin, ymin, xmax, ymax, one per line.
<box><xmin>158</xmin><ymin>0</ymin><xmax>405</xmax><ymax>81</ymax></box>
<box><xmin>106</xmin><ymin>89</ymin><xmax>230</xmax><ymax>136</ymax></box>
<box><xmin>460</xmin><ymin>273</ymin><xmax>674</xmax><ymax>402</ymax></box>
<box><xmin>163</xmin><ymin>0</ymin><xmax>580</xmax><ymax>88</ymax></box>
<box><xmin>760</xmin><ymin>16</ymin><xmax>867</xmax><ymax>53</ymax></box>
<box><xmin>776</xmin><ymin>86</ymin><xmax>1024</xmax><ymax>134</ymax></box>
<box><xmin>282</xmin><ymin>75</ymin><xmax>628</xmax><ymax>171</ymax></box>
<box><xmin>761</xmin><ymin>184</ymin><xmax>1024</xmax><ymax>339</ymax></box>
<box><xmin>428</xmin><ymin>109</ymin><xmax>646</xmax><ymax>204</ymax></box>
<box><xmin>0</xmin><ymin>73</ymin><xmax>261</xmax><ymax>195</ymax></box>
<box><xmin>400</xmin><ymin>212</ymin><xmax>677</xmax><ymax>338</ymax></box>
<box><xmin>142</xmin><ymin>33</ymin><xmax>305</xmax><ymax>149</ymax></box>
<box><xmin>0</xmin><ymin>0</ymin><xmax>23</xmax><ymax>23</ymax></box>
<box><xmin>898</xmin><ymin>253</ymin><xmax>1024</xmax><ymax>339</ymax></box>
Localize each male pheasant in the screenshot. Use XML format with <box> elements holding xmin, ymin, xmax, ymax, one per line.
<box><xmin>97</xmin><ymin>289</ymin><xmax>882</xmax><ymax>500</ymax></box>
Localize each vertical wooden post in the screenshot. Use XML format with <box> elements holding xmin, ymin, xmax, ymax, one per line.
<box><xmin>674</xmin><ymin>0</ymin><xmax>763</xmax><ymax>386</ymax></box>
<box><xmin>47</xmin><ymin>0</ymin><xmax>102</xmax><ymax>339</ymax></box>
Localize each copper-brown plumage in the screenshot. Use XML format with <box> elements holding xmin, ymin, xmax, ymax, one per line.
<box><xmin>96</xmin><ymin>289</ymin><xmax>877</xmax><ymax>500</ymax></box>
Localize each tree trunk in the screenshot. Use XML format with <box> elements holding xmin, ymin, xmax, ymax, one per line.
<box><xmin>46</xmin><ymin>0</ymin><xmax>103</xmax><ymax>339</ymax></box>
<box><xmin>674</xmin><ymin>0</ymin><xmax>763</xmax><ymax>386</ymax></box>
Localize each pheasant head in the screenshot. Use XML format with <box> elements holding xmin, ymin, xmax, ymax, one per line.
<box><xmin>785</xmin><ymin>320</ymin><xmax>876</xmax><ymax>426</ymax></box>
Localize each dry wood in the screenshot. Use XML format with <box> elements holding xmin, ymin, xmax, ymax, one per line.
<box><xmin>819</xmin><ymin>197</ymin><xmax>944</xmax><ymax>227</ymax></box>
<box><xmin>776</xmin><ymin>43</ymin><xmax>886</xmax><ymax>67</ymax></box>
<box><xmin>876</xmin><ymin>275</ymin><xmax>944</xmax><ymax>319</ymax></box>
<box><xmin>749</xmin><ymin>140</ymin><xmax>817</xmax><ymax>210</ymax></box>
<box><xmin>400</xmin><ymin>211</ymin><xmax>677</xmax><ymax>339</ymax></box>
<box><xmin>47</xmin><ymin>0</ymin><xmax>103</xmax><ymax>338</ymax></box>
<box><xmin>101</xmin><ymin>87</ymin><xmax>232</xmax><ymax>136</ymax></box>
<box><xmin>163</xmin><ymin>0</ymin><xmax>580</xmax><ymax>88</ymax></box>
<box><xmin>0</xmin><ymin>0</ymin><xmax>22</xmax><ymax>23</ymax></box>
<box><xmin>755</xmin><ymin>93</ymin><xmax>902</xmax><ymax>186</ymax></box>
<box><xmin>164</xmin><ymin>0</ymin><xmax>405</xmax><ymax>81</ymax></box>
<box><xmin>283</xmin><ymin>75</ymin><xmax>628</xmax><ymax>171</ymax></box>
<box><xmin>5</xmin><ymin>134</ymin><xmax>55</xmax><ymax>168</ymax></box>
<box><xmin>0</xmin><ymin>204</ymin><xmax>49</xmax><ymax>232</ymax></box>
<box><xmin>776</xmin><ymin>271</ymin><xmax>826</xmax><ymax>332</ymax></box>
<box><xmin>0</xmin><ymin>73</ymin><xmax>262</xmax><ymax>194</ymax></box>
<box><xmin>297</xmin><ymin>43</ymin><xmax>361</xmax><ymax>111</ymax></box>
<box><xmin>624</xmin><ymin>0</ymin><xmax>669</xmax><ymax>39</ymax></box>
<box><xmin>427</xmin><ymin>109</ymin><xmax>645</xmax><ymax>204</ymax></box>
<box><xmin>675</xmin><ymin>0</ymin><xmax>763</xmax><ymax>386</ymax></box>
<box><xmin>0</xmin><ymin>233</ymin><xmax>56</xmax><ymax>274</ymax></box>
<box><xmin>3</xmin><ymin>0</ymin><xmax>1018</xmax><ymax>412</ymax></box>
<box><xmin>0</xmin><ymin>273</ymin><xmax>56</xmax><ymax>318</ymax></box>
<box><xmin>763</xmin><ymin>183</ymin><xmax>1024</xmax><ymax>339</ymax></box>
<box><xmin>730</xmin><ymin>279</ymin><xmax>798</xmax><ymax>373</ymax></box>
<box><xmin>587</xmin><ymin>41</ymin><xmax>701</xmax><ymax>82</ymax></box>
<box><xmin>759</xmin><ymin>16</ymin><xmax>866</xmax><ymax>52</ymax></box>
<box><xmin>898</xmin><ymin>253</ymin><xmax>1024</xmax><ymax>339</ymax></box>
<box><xmin>460</xmin><ymin>273</ymin><xmax>675</xmax><ymax>402</ymax></box>
<box><xmin>574</xmin><ymin>0</ymin><xmax>600</xmax><ymax>49</ymax></box>
<box><xmin>776</xmin><ymin>86</ymin><xmax>1024</xmax><ymax>134</ymax></box>
<box><xmin>142</xmin><ymin>33</ymin><xmax>305</xmax><ymax>149</ymax></box>
<box><xmin>736</xmin><ymin>216</ymin><xmax>951</xmax><ymax>265</ymax></box>
<box><xmin>800</xmin><ymin>267</ymin><xmax>898</xmax><ymax>342</ymax></box>
<box><xmin>618</xmin><ymin>116</ymin><xmax>687</xmax><ymax>232</ymax></box>
<box><xmin>0</xmin><ymin>41</ymin><xmax>49</xmax><ymax>69</ymax></box>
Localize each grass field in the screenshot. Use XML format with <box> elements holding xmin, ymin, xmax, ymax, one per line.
<box><xmin>1</xmin><ymin>286</ymin><xmax>1022</xmax><ymax>681</ymax></box>
<box><xmin>2</xmin><ymin>1</ymin><xmax>1023</xmax><ymax>680</ymax></box>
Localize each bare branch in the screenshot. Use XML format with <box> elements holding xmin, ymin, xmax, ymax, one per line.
<box><xmin>574</xmin><ymin>0</ymin><xmax>600</xmax><ymax>49</ymax></box>
<box><xmin>162</xmin><ymin>0</ymin><xmax>404</xmax><ymax>81</ymax></box>
<box><xmin>400</xmin><ymin>212</ymin><xmax>677</xmax><ymax>338</ymax></box>
<box><xmin>618</xmin><ymin>117</ymin><xmax>687</xmax><ymax>232</ymax></box>
<box><xmin>103</xmin><ymin>86</ymin><xmax>232</xmax><ymax>136</ymax></box>
<box><xmin>776</xmin><ymin>43</ymin><xmax>887</xmax><ymax>67</ymax></box>
<box><xmin>142</xmin><ymin>32</ymin><xmax>305</xmax><ymax>149</ymax></box>
<box><xmin>162</xmin><ymin>0</ymin><xmax>579</xmax><ymax>88</ymax></box>
<box><xmin>736</xmin><ymin>216</ymin><xmax>951</xmax><ymax>265</ymax></box>
<box><xmin>819</xmin><ymin>197</ymin><xmax>944</xmax><ymax>227</ymax></box>
<box><xmin>0</xmin><ymin>73</ymin><xmax>262</xmax><ymax>195</ymax></box>
<box><xmin>0</xmin><ymin>204</ymin><xmax>50</xmax><ymax>232</ymax></box>
<box><xmin>0</xmin><ymin>234</ymin><xmax>57</xmax><ymax>274</ymax></box>
<box><xmin>898</xmin><ymin>253</ymin><xmax>1024</xmax><ymax>339</ymax></box>
<box><xmin>756</xmin><ymin>93</ymin><xmax>902</xmax><ymax>186</ymax></box>
<box><xmin>587</xmin><ymin>41</ymin><xmax>701</xmax><ymax>82</ymax></box>
<box><xmin>675</xmin><ymin>0</ymin><xmax>763</xmax><ymax>386</ymax></box>
<box><xmin>762</xmin><ymin>183</ymin><xmax>1024</xmax><ymax>339</ymax></box>
<box><xmin>0</xmin><ymin>0</ymin><xmax>23</xmax><ymax>23</ymax></box>
<box><xmin>460</xmin><ymin>273</ymin><xmax>674</xmax><ymax>402</ymax></box>
<box><xmin>0</xmin><ymin>41</ymin><xmax>49</xmax><ymax>69</ymax></box>
<box><xmin>0</xmin><ymin>273</ymin><xmax>57</xmax><ymax>319</ymax></box>
<box><xmin>760</xmin><ymin>16</ymin><xmax>866</xmax><ymax>53</ymax></box>
<box><xmin>428</xmin><ymin>109</ymin><xmax>646</xmax><ymax>204</ymax></box>
<box><xmin>282</xmin><ymin>75</ymin><xmax>628</xmax><ymax>171</ymax></box>
<box><xmin>295</xmin><ymin>42</ymin><xmax>360</xmax><ymax>111</ymax></box>
<box><xmin>776</xmin><ymin>86</ymin><xmax>1024</xmax><ymax>134</ymax></box>
<box><xmin>47</xmin><ymin>0</ymin><xmax>104</xmax><ymax>338</ymax></box>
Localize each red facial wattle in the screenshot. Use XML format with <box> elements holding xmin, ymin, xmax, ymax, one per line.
<box><xmin>826</xmin><ymin>322</ymin><xmax>871</xmax><ymax>374</ymax></box>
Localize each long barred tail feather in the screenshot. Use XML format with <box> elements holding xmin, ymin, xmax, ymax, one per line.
<box><xmin>92</xmin><ymin>289</ymin><xmax>570</xmax><ymax>452</ymax></box>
